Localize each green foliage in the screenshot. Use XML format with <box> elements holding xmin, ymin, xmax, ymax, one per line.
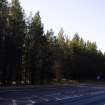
<box><xmin>25</xmin><ymin>11</ymin><xmax>51</xmax><ymax>84</ymax></box>
<box><xmin>9</xmin><ymin>0</ymin><xmax>25</xmax><ymax>46</ymax></box>
<box><xmin>0</xmin><ymin>0</ymin><xmax>8</xmax><ymax>37</ymax></box>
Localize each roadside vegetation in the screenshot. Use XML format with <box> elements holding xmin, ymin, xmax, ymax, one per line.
<box><xmin>1</xmin><ymin>0</ymin><xmax>105</xmax><ymax>86</ymax></box>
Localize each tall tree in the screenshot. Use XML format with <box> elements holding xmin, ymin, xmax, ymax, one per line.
<box><xmin>0</xmin><ymin>0</ymin><xmax>9</xmax><ymax>85</ymax></box>
<box><xmin>29</xmin><ymin>11</ymin><xmax>48</xmax><ymax>84</ymax></box>
<box><xmin>7</xmin><ymin>0</ymin><xmax>26</xmax><ymax>84</ymax></box>
<box><xmin>57</xmin><ymin>28</ymin><xmax>65</xmax><ymax>48</ymax></box>
<box><xmin>0</xmin><ymin>0</ymin><xmax>8</xmax><ymax>37</ymax></box>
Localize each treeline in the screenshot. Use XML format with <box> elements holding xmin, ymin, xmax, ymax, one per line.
<box><xmin>0</xmin><ymin>0</ymin><xmax>105</xmax><ymax>85</ymax></box>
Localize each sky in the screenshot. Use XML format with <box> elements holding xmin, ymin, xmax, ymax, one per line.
<box><xmin>9</xmin><ymin>0</ymin><xmax>105</xmax><ymax>52</ymax></box>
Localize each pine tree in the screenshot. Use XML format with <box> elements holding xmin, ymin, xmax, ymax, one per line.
<box><xmin>0</xmin><ymin>0</ymin><xmax>9</xmax><ymax>85</ymax></box>
<box><xmin>29</xmin><ymin>11</ymin><xmax>47</xmax><ymax>84</ymax></box>
<box><xmin>57</xmin><ymin>28</ymin><xmax>65</xmax><ymax>49</ymax></box>
<box><xmin>8</xmin><ymin>0</ymin><xmax>26</xmax><ymax>84</ymax></box>
<box><xmin>0</xmin><ymin>0</ymin><xmax>8</xmax><ymax>37</ymax></box>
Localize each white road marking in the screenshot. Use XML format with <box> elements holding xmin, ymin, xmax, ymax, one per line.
<box><xmin>39</xmin><ymin>97</ymin><xmax>49</xmax><ymax>102</ymax></box>
<box><xmin>55</xmin><ymin>95</ymin><xmax>83</xmax><ymax>101</ymax></box>
<box><xmin>12</xmin><ymin>99</ymin><xmax>17</xmax><ymax>105</ymax></box>
<box><xmin>54</xmin><ymin>91</ymin><xmax>105</xmax><ymax>101</ymax></box>
<box><xmin>27</xmin><ymin>100</ymin><xmax>36</xmax><ymax>105</ymax></box>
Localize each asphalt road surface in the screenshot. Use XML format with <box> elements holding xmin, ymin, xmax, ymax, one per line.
<box><xmin>1</xmin><ymin>84</ymin><xmax>105</xmax><ymax>105</ymax></box>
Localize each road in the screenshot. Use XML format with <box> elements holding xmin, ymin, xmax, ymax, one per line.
<box><xmin>0</xmin><ymin>84</ymin><xmax>105</xmax><ymax>105</ymax></box>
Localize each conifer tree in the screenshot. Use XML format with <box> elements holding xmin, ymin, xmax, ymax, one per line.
<box><xmin>8</xmin><ymin>0</ymin><xmax>26</xmax><ymax>84</ymax></box>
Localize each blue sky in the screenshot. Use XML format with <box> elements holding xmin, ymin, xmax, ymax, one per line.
<box><xmin>9</xmin><ymin>0</ymin><xmax>105</xmax><ymax>52</ymax></box>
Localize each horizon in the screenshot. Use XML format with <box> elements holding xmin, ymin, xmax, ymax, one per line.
<box><xmin>8</xmin><ymin>0</ymin><xmax>105</xmax><ymax>52</ymax></box>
